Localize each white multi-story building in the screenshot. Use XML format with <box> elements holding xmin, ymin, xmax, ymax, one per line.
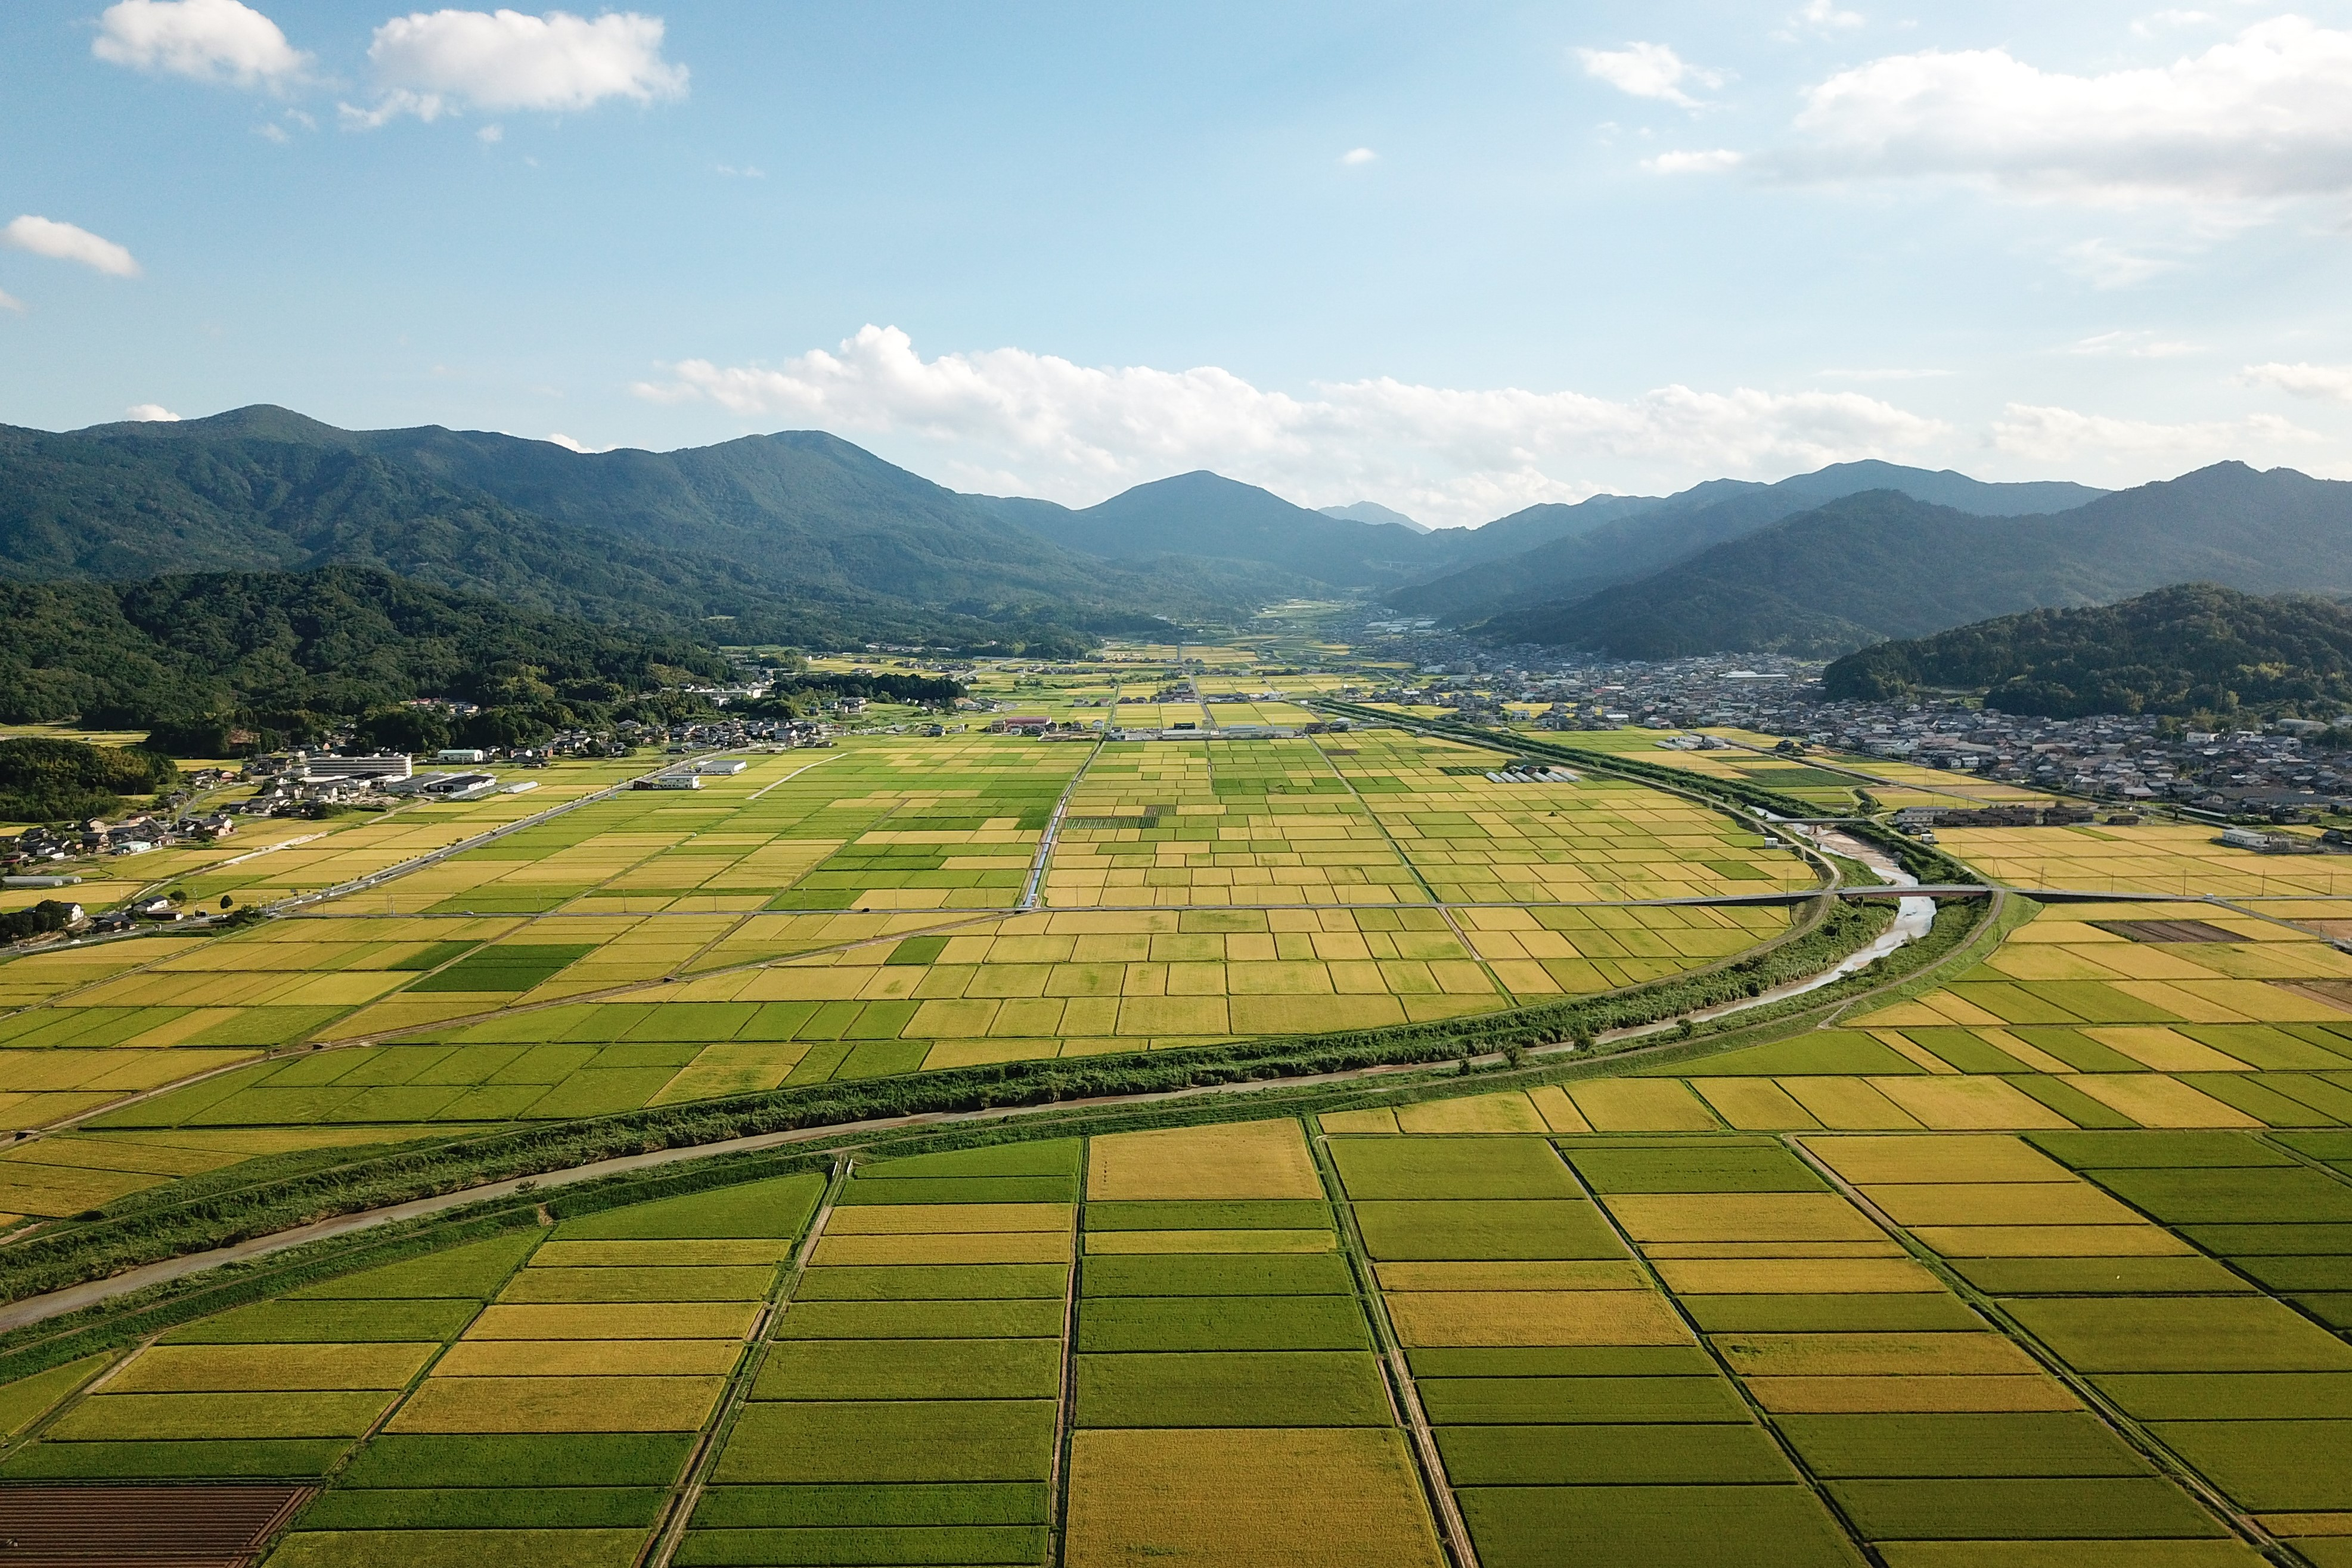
<box><xmin>297</xmin><ymin>753</ymin><xmax>414</xmax><ymax>783</ymax></box>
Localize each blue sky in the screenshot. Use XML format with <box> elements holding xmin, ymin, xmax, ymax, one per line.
<box><xmin>6</xmin><ymin>1</ymin><xmax>2352</xmax><ymax>523</ymax></box>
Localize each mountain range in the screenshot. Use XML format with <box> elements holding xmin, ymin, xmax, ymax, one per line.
<box><xmin>2</xmin><ymin>408</ymin><xmax>1264</xmax><ymax>653</ymax></box>
<box><xmin>1384</xmin><ymin>462</ymin><xmax>2109</xmax><ymax>626</ymax></box>
<box><xmin>5</xmin><ymin>404</ymin><xmax>2349</xmax><ymax>663</ymax></box>
<box><xmin>1476</xmin><ymin>464</ymin><xmax>2352</xmax><ymax>659</ymax></box>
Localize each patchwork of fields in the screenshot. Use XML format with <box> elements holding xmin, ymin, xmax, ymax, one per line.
<box><xmin>1549</xmin><ymin>728</ymin><xmax>2061</xmax><ymax>817</ymax></box>
<box><xmin>1941</xmin><ymin>823</ymin><xmax>2352</xmax><ymax>899</ymax></box>
<box><xmin>4</xmin><ymin>676</ymin><xmax>2352</xmax><ymax>1566</ymax></box>
<box><xmin>0</xmin><ymin>730</ymin><xmax>1810</xmax><ymax>1225</ymax></box>
<box><xmin>3</xmin><ymin>1089</ymin><xmax>2349</xmax><ymax>1564</ymax></box>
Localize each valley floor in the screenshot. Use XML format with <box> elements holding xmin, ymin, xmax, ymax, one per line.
<box><xmin>0</xmin><ymin>636</ymin><xmax>2348</xmax><ymax>1567</ymax></box>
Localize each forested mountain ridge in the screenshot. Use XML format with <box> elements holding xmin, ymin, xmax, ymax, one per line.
<box><xmin>0</xmin><ymin>565</ymin><xmax>730</xmax><ymax>740</ymax></box>
<box><xmin>13</xmin><ymin>406</ymin><xmax>2156</xmax><ymax>652</ymax></box>
<box><xmin>1475</xmin><ymin>464</ymin><xmax>2352</xmax><ymax>659</ymax></box>
<box><xmin>969</xmin><ymin>471</ymin><xmax>1433</xmax><ymax>588</ymax></box>
<box><xmin>37</xmin><ymin>406</ymin><xmax>2339</xmax><ymax>670</ymax></box>
<box><xmin>1822</xmin><ymin>583</ymin><xmax>2352</xmax><ymax>719</ymax></box>
<box><xmin>1</xmin><ymin>412</ymin><xmax>1251</xmax><ymax>649</ymax></box>
<box><xmin>1386</xmin><ymin>462</ymin><xmax>2109</xmax><ymax>624</ymax></box>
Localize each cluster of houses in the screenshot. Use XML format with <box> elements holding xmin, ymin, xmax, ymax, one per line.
<box><xmin>6</xmin><ymin>811</ymin><xmax>237</xmax><ymax>867</ymax></box>
<box><xmin>1795</xmin><ymin>710</ymin><xmax>2351</xmax><ymax>825</ymax></box>
<box><xmin>1356</xmin><ymin>627</ymin><xmax>2352</xmax><ymax>833</ymax></box>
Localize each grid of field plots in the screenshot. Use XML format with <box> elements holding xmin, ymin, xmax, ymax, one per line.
<box><xmin>1547</xmin><ymin>729</ymin><xmax>1882</xmax><ymax>815</ymax></box>
<box><xmin>0</xmin><ymin>733</ymin><xmax>1815</xmax><ymax>1209</ymax></box>
<box><xmin>1318</xmin><ymin>1085</ymin><xmax>2352</xmax><ymax>1564</ymax></box>
<box><xmin>386</xmin><ymin>740</ymin><xmax>1079</xmax><ymax>917</ymax></box>
<box><xmin>4</xmin><ymin>1034</ymin><xmax>2352</xmax><ymax>1568</ymax></box>
<box><xmin>1042</xmin><ymin>739</ymin><xmax>1420</xmax><ymax>906</ymax></box>
<box><xmin>0</xmin><ymin>756</ymin><xmax>646</xmax><ymax>926</ymax></box>
<box><xmin>683</xmin><ymin>1142</ymin><xmax>1075</xmax><ymax>1568</ymax></box>
<box><xmin>1062</xmin><ymin>1120</ymin><xmax>1447</xmax><ymax>1567</ymax></box>
<box><xmin>1323</xmin><ymin>733</ymin><xmax>1817</xmax><ymax>903</ymax></box>
<box><xmin>1193</xmin><ymin>673</ymin><xmax>1323</xmax><ymax>727</ymax></box>
<box><xmin>281</xmin><ymin>1175</ymin><xmax>817</xmax><ymax>1567</ymax></box>
<box><xmin>175</xmin><ymin>758</ymin><xmax>654</xmax><ymax>911</ymax></box>
<box><xmin>0</xmin><ymin>1232</ymin><xmax>542</xmax><ymax>1486</ymax></box>
<box><xmin>0</xmin><ymin>1172</ymin><xmax>827</xmax><ymax>1564</ymax></box>
<box><xmin>1941</xmin><ymin>822</ymin><xmax>2352</xmax><ymax>899</ymax></box>
<box><xmin>11</xmin><ymin>1088</ymin><xmax>2352</xmax><ymax>1564</ymax></box>
<box><xmin>38</xmin><ymin>898</ymin><xmax>1792</xmax><ymax>1186</ymax></box>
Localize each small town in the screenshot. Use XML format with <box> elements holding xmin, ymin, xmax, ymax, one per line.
<box><xmin>1358</xmin><ymin>625</ymin><xmax>2352</xmax><ymax>827</ymax></box>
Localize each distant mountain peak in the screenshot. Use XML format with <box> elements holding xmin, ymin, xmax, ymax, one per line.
<box><xmin>76</xmin><ymin>403</ymin><xmax>356</xmax><ymax>446</ymax></box>
<box><xmin>1319</xmin><ymin>501</ymin><xmax>1431</xmax><ymax>533</ymax></box>
<box><xmin>1118</xmin><ymin>469</ymin><xmax>1261</xmax><ymax>498</ymax></box>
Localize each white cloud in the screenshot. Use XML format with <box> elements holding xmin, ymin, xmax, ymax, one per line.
<box><xmin>477</xmin><ymin>123</ymin><xmax>503</xmax><ymax>142</ymax></box>
<box><xmin>256</xmin><ymin>121</ymin><xmax>288</xmax><ymax>142</ymax></box>
<box><xmin>93</xmin><ymin>0</ymin><xmax>308</xmax><ymax>90</ymax></box>
<box><xmin>1991</xmin><ymin>402</ymin><xmax>2321</xmax><ymax>471</ymax></box>
<box><xmin>633</xmin><ymin>325</ymin><xmax>1950</xmax><ymax>526</ymax></box>
<box><xmin>349</xmin><ymin>8</ymin><xmax>687</xmax><ymax>126</ymax></box>
<box><xmin>1339</xmin><ymin>147</ymin><xmax>1377</xmax><ymax>166</ymax></box>
<box><xmin>2</xmin><ymin>216</ymin><xmax>141</xmax><ymax>278</ymax></box>
<box><xmin>715</xmin><ymin>162</ymin><xmax>764</xmax><ymax>178</ymax></box>
<box><xmin>2240</xmin><ymin>361</ymin><xmax>2352</xmax><ymax>402</ymax></box>
<box><xmin>0</xmin><ymin>290</ymin><xmax>23</xmax><ymax>314</ymax></box>
<box><xmin>1782</xmin><ymin>17</ymin><xmax>2352</xmax><ymax>204</ymax></box>
<box><xmin>124</xmin><ymin>403</ymin><xmax>182</xmax><ymax>421</ymax></box>
<box><xmin>2067</xmin><ymin>330</ymin><xmax>2196</xmax><ymax>357</ymax></box>
<box><xmin>1576</xmin><ymin>42</ymin><xmax>1726</xmax><ymax>110</ymax></box>
<box><xmin>1794</xmin><ymin>0</ymin><xmax>1864</xmax><ymax>32</ymax></box>
<box><xmin>1644</xmin><ymin>148</ymin><xmax>1743</xmax><ymax>174</ymax></box>
<box><xmin>545</xmin><ymin>431</ymin><xmax>613</xmax><ymax>452</ymax></box>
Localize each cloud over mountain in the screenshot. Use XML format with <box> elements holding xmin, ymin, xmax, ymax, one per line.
<box><xmin>637</xmin><ymin>325</ymin><xmax>1948</xmax><ymax>524</ymax></box>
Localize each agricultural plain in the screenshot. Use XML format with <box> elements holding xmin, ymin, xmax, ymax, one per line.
<box><xmin>1</xmin><ymin>642</ymin><xmax>2349</xmax><ymax>1566</ymax></box>
<box><xmin>0</xmin><ymin>714</ymin><xmax>1804</xmax><ymax>1229</ymax></box>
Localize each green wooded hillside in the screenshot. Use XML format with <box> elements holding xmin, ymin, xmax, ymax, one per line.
<box><xmin>0</xmin><ymin>566</ymin><xmax>733</xmax><ymax>742</ymax></box>
<box><xmin>0</xmin><ymin>411</ymin><xmax>1232</xmax><ymax>649</ymax></box>
<box><xmin>1822</xmin><ymin>583</ymin><xmax>2352</xmax><ymax>718</ymax></box>
<box><xmin>0</xmin><ymin>737</ymin><xmax>178</xmax><ymax>824</ymax></box>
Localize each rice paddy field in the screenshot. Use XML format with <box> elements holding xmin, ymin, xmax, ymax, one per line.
<box><xmin>0</xmin><ymin>756</ymin><xmax>651</xmax><ymax>919</ymax></box>
<box><xmin>7</xmin><ymin>1072</ymin><xmax>2351</xmax><ymax>1564</ymax></box>
<box><xmin>1542</xmin><ymin>728</ymin><xmax>1886</xmax><ymax>816</ymax></box>
<box><xmin>5</xmin><ymin>659</ymin><xmax>2352</xmax><ymax>1564</ymax></box>
<box><xmin>1940</xmin><ymin>822</ymin><xmax>2352</xmax><ymax>899</ymax></box>
<box><xmin>0</xmin><ymin>729</ymin><xmax>1810</xmax><ymax>1227</ymax></box>
<box><xmin>1541</xmin><ymin>726</ymin><xmax>2061</xmax><ymax>817</ymax></box>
